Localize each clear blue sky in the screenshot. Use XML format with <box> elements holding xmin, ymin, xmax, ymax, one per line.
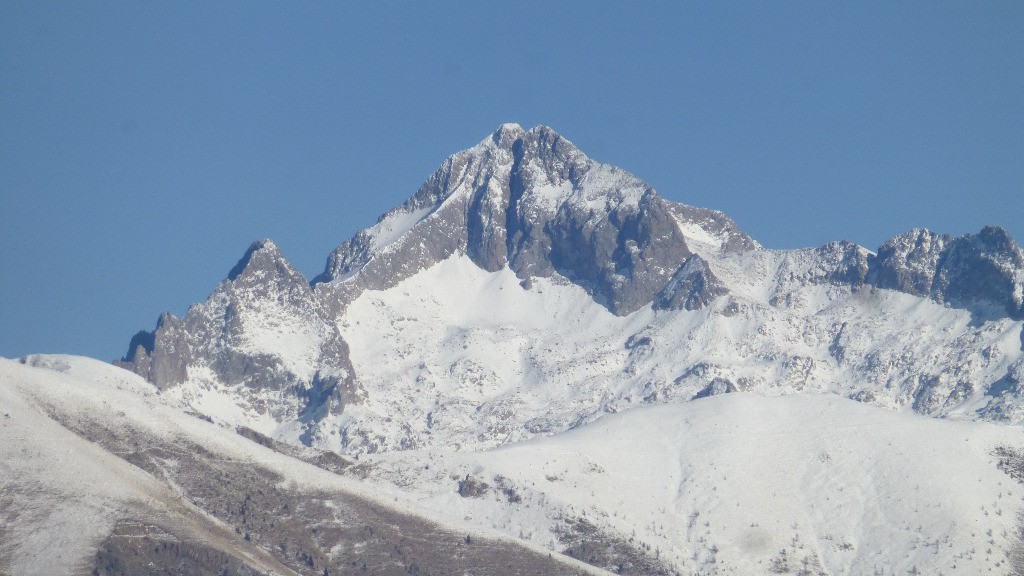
<box><xmin>2</xmin><ymin>2</ymin><xmax>1022</xmax><ymax>361</ymax></box>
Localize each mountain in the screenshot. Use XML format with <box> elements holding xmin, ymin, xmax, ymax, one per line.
<box><xmin>8</xmin><ymin>124</ymin><xmax>1024</xmax><ymax>575</ymax></box>
<box><xmin>116</xmin><ymin>124</ymin><xmax>1024</xmax><ymax>456</ymax></box>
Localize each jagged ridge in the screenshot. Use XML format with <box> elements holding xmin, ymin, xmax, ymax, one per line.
<box><xmin>118</xmin><ymin>124</ymin><xmax>1024</xmax><ymax>456</ymax></box>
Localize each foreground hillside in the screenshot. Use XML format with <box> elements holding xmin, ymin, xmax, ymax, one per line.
<box><xmin>5</xmin><ymin>356</ymin><xmax>1024</xmax><ymax>575</ymax></box>
<box><xmin>0</xmin><ymin>356</ymin><xmax>598</xmax><ymax>576</ymax></box>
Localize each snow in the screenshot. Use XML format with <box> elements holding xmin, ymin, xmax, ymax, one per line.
<box><xmin>0</xmin><ymin>360</ymin><xmax>168</xmax><ymax>575</ymax></box>
<box><xmin>173</xmin><ymin>367</ymin><xmax>282</xmax><ymax>430</ymax></box>
<box><xmin>0</xmin><ymin>357</ymin><xmax>605</xmax><ymax>576</ymax></box>
<box><xmin>335</xmin><ymin>254</ymin><xmax>650</xmax><ymax>453</ymax></box>
<box><xmin>528</xmin><ymin>181</ymin><xmax>575</xmax><ymax>212</ymax></box>
<box><xmin>368</xmin><ymin>206</ymin><xmax>434</xmax><ymax>252</ymax></box>
<box><xmin>18</xmin><ymin>353</ymin><xmax>157</xmax><ymax>396</ymax></box>
<box><xmin>674</xmin><ymin>217</ymin><xmax>726</xmax><ymax>251</ymax></box>
<box><xmin>8</xmin><ymin>246</ymin><xmax>1024</xmax><ymax>574</ymax></box>
<box><xmin>578</xmin><ymin>163</ymin><xmax>647</xmax><ymax>210</ymax></box>
<box><xmin>359</xmin><ymin>392</ymin><xmax>1024</xmax><ymax>575</ymax></box>
<box><xmin>233</xmin><ymin>304</ymin><xmax>327</xmax><ymax>380</ymax></box>
<box><xmin>326</xmin><ymin>250</ymin><xmax>1024</xmax><ymax>457</ymax></box>
<box><xmin>8</xmin><ymin>122</ymin><xmax>1024</xmax><ymax>575</ymax></box>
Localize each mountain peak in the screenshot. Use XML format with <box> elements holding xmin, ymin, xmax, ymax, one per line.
<box><xmin>977</xmin><ymin>225</ymin><xmax>1019</xmax><ymax>255</ymax></box>
<box><xmin>222</xmin><ymin>239</ymin><xmax>310</xmax><ymax>293</ymax></box>
<box><xmin>226</xmin><ymin>239</ymin><xmax>284</xmax><ymax>281</ymax></box>
<box><xmin>117</xmin><ymin>123</ymin><xmax>1024</xmax><ymax>481</ymax></box>
<box><xmin>315</xmin><ymin>124</ymin><xmax>757</xmax><ymax>315</ymax></box>
<box><xmin>480</xmin><ymin>123</ymin><xmax>577</xmax><ymax>157</ymax></box>
<box><xmin>488</xmin><ymin>123</ymin><xmax>525</xmax><ymax>147</ymax></box>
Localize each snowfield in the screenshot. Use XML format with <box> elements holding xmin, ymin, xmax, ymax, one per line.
<box><xmin>308</xmin><ymin>251</ymin><xmax>1024</xmax><ymax>458</ymax></box>
<box><xmin>361</xmin><ymin>393</ymin><xmax>1024</xmax><ymax>575</ymax></box>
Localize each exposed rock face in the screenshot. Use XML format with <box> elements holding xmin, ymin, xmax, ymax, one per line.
<box><xmin>870</xmin><ymin>228</ymin><xmax>949</xmax><ymax>296</ymax></box>
<box><xmin>934</xmin><ymin>226</ymin><xmax>1024</xmax><ymax>319</ymax></box>
<box><xmin>315</xmin><ymin>124</ymin><xmax>522</xmax><ymax>289</ymax></box>
<box><xmin>653</xmin><ymin>255</ymin><xmax>729</xmax><ymax>311</ymax></box>
<box><xmin>503</xmin><ymin>126</ymin><xmax>693</xmax><ymax>313</ymax></box>
<box><xmin>820</xmin><ymin>241</ymin><xmax>871</xmax><ymax>288</ymax></box>
<box><xmin>667</xmin><ymin>203</ymin><xmax>758</xmax><ymax>253</ymax></box>
<box><xmin>118</xmin><ymin>240</ymin><xmax>359</xmax><ymax>424</ymax></box>
<box><xmin>869</xmin><ymin>226</ymin><xmax>1024</xmax><ymax>319</ymax></box>
<box><xmin>316</xmin><ymin>124</ymin><xmax>748</xmax><ymax>315</ymax></box>
<box><xmin>692</xmin><ymin>377</ymin><xmax>740</xmax><ymax>400</ymax></box>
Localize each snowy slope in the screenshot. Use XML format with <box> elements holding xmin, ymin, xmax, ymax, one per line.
<box><xmin>1</xmin><ymin>362</ymin><xmax>153</xmax><ymax>575</ymax></box>
<box><xmin>357</xmin><ymin>393</ymin><xmax>1024</xmax><ymax>575</ymax></box>
<box><xmin>0</xmin><ymin>357</ymin><xmax>300</xmax><ymax>576</ymax></box>
<box><xmin>0</xmin><ymin>357</ymin><xmax>603</xmax><ymax>576</ymax></box>
<box><xmin>294</xmin><ymin>251</ymin><xmax>1024</xmax><ymax>456</ymax></box>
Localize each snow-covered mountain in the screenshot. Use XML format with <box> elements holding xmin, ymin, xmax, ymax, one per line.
<box><xmin>7</xmin><ymin>124</ymin><xmax>1024</xmax><ymax>575</ymax></box>
<box><xmin>117</xmin><ymin>124</ymin><xmax>1024</xmax><ymax>456</ymax></box>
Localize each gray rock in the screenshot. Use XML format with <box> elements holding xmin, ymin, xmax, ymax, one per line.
<box><xmin>653</xmin><ymin>254</ymin><xmax>729</xmax><ymax>311</ymax></box>
<box><xmin>818</xmin><ymin>241</ymin><xmax>871</xmax><ymax>287</ymax></box>
<box><xmin>315</xmin><ymin>124</ymin><xmax>739</xmax><ymax>315</ymax></box>
<box><xmin>667</xmin><ymin>203</ymin><xmax>758</xmax><ymax>252</ymax></box>
<box><xmin>118</xmin><ymin>240</ymin><xmax>360</xmax><ymax>425</ymax></box>
<box><xmin>869</xmin><ymin>228</ymin><xmax>949</xmax><ymax>296</ymax></box>
<box><xmin>692</xmin><ymin>378</ymin><xmax>739</xmax><ymax>400</ymax></box>
<box><xmin>869</xmin><ymin>226</ymin><xmax>1024</xmax><ymax>319</ymax></box>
